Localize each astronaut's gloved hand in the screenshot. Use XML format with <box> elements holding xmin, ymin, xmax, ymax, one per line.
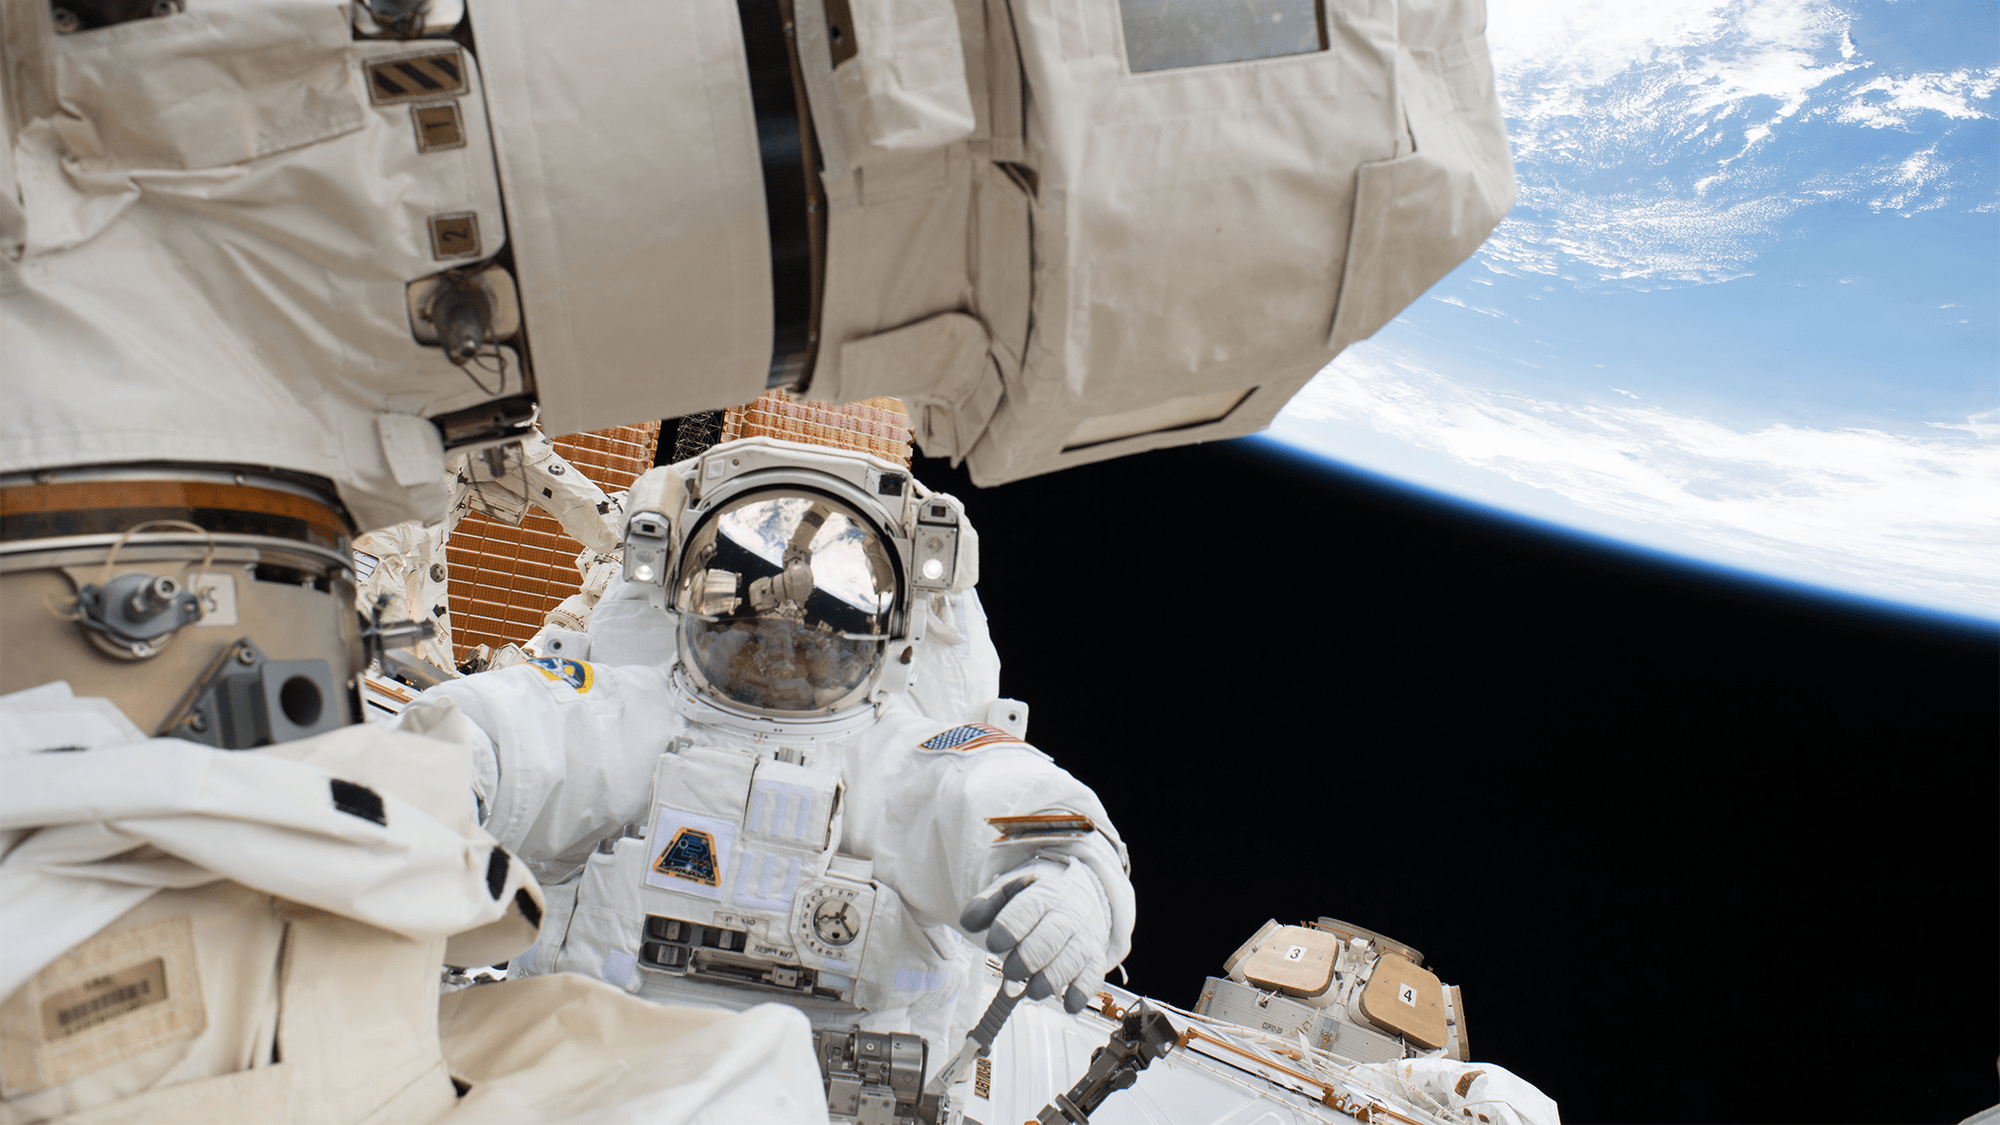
<box><xmin>959</xmin><ymin>856</ymin><xmax>1112</xmax><ymax>1015</ymax></box>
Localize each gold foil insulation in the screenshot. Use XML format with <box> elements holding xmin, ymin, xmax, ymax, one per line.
<box><xmin>721</xmin><ymin>393</ymin><xmax>913</xmax><ymax>467</ymax></box>
<box><xmin>444</xmin><ymin>423</ymin><xmax>658</xmax><ymax>662</ymax></box>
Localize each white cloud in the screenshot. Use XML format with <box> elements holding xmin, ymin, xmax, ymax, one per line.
<box><xmin>1836</xmin><ymin>67</ymin><xmax>2000</xmax><ymax>128</ymax></box>
<box><xmin>1429</xmin><ymin>294</ymin><xmax>1509</xmax><ymax>318</ymax></box>
<box><xmin>1480</xmin><ymin>189</ymin><xmax>1785</xmax><ymax>284</ymax></box>
<box><xmin>1490</xmin><ymin>0</ymin><xmax>1862</xmax><ymax>167</ymax></box>
<box><xmin>1865</xmin><ymin>142</ymin><xmax>1952</xmax><ymax>213</ymax></box>
<box><xmin>1928</xmin><ymin>408</ymin><xmax>2000</xmax><ymax>440</ymax></box>
<box><xmin>1481</xmin><ymin>0</ymin><xmax>1996</xmax><ymax>284</ymax></box>
<box><xmin>1277</xmin><ymin>346</ymin><xmax>2000</xmax><ymax>616</ymax></box>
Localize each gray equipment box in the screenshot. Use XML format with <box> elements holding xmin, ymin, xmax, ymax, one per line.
<box><xmin>1195</xmin><ymin>976</ymin><xmax>1406</xmax><ymax>1065</ymax></box>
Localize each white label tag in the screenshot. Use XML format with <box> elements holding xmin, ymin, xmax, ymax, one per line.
<box><xmin>193</xmin><ymin>574</ymin><xmax>237</xmax><ymax>627</ymax></box>
<box><xmin>1398</xmin><ymin>982</ymin><xmax>1417</xmax><ymax>1006</ymax></box>
<box><xmin>0</xmin><ymin>914</ymin><xmax>206</xmax><ymax>1097</ymax></box>
<box><xmin>1284</xmin><ymin>945</ymin><xmax>1306</xmax><ymax>962</ymax></box>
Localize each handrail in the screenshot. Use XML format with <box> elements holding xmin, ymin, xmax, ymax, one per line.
<box><xmin>1175</xmin><ymin>1025</ymin><xmax>1432</xmax><ymax>1125</ymax></box>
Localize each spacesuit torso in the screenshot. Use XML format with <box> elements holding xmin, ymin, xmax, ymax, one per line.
<box><xmin>404</xmin><ymin>658</ymin><xmax>1131</xmax><ymax>1058</ymax></box>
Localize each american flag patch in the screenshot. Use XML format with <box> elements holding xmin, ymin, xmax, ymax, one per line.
<box><xmin>919</xmin><ymin>723</ymin><xmax>1019</xmax><ymax>752</ymax></box>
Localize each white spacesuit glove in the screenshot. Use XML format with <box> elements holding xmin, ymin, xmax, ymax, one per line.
<box><xmin>959</xmin><ymin>856</ymin><xmax>1112</xmax><ymax>1015</ymax></box>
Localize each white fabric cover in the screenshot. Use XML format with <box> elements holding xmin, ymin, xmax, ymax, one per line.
<box><xmin>0</xmin><ymin>686</ymin><xmax>826</xmax><ymax>1124</ymax></box>
<box><xmin>838</xmin><ymin>312</ymin><xmax>1002</xmax><ymax>462</ymax></box>
<box><xmin>798</xmin><ymin>0</ymin><xmax>1515</xmax><ymax>484</ymax></box>
<box><xmin>0</xmin><ymin>0</ymin><xmax>767</xmax><ymax>530</ymax></box>
<box><xmin>463</xmin><ymin>0</ymin><xmax>773</xmax><ymax>437</ymax></box>
<box><xmin>0</xmin><ymin>692</ymin><xmax>541</xmax><ymax>1002</ymax></box>
<box><xmin>435</xmin><ymin>975</ymin><xmax>828</xmax><ymax>1124</ymax></box>
<box><xmin>0</xmin><ymin>2</ymin><xmax>501</xmax><ymax>530</ymax></box>
<box><xmin>1351</xmin><ymin>1057</ymin><xmax>1561</xmax><ymax>1125</ymax></box>
<box><xmin>831</xmin><ymin>0</ymin><xmax>979</xmax><ymax>151</ymax></box>
<box><xmin>2</xmin><ymin>0</ymin><xmax>1511</xmax><ymax>530</ymax></box>
<box><xmin>396</xmin><ymin>662</ymin><xmax>1132</xmax><ymax>1050</ymax></box>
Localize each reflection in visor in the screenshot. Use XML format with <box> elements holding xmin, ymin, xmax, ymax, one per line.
<box><xmin>677</xmin><ymin>491</ymin><xmax>899</xmax><ymax>715</ymax></box>
<box><xmin>717</xmin><ymin>496</ymin><xmax>892</xmax><ymax>615</ymax></box>
<box><xmin>685</xmin><ymin>616</ymin><xmax>881</xmax><ymax>712</ymax></box>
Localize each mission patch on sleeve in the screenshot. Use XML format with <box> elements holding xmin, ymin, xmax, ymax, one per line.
<box><xmin>527</xmin><ymin>656</ymin><xmax>593</xmax><ymax>693</ymax></box>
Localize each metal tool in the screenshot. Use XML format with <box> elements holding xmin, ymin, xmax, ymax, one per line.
<box><xmin>924</xmin><ymin>975</ymin><xmax>1028</xmax><ymax>1098</ymax></box>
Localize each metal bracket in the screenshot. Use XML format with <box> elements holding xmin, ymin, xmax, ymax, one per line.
<box><xmin>360</xmin><ymin>592</ymin><xmax>439</xmax><ymax>670</ymax></box>
<box><xmin>162</xmin><ymin>638</ymin><xmax>343</xmax><ymax>748</ymax></box>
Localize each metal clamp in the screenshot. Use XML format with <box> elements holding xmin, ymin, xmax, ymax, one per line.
<box><xmin>66</xmin><ymin>519</ymin><xmax>217</xmax><ymax>662</ymax></box>
<box><xmin>1032</xmin><ymin>1003</ymin><xmax>1177</xmax><ymax>1124</ymax></box>
<box><xmin>814</xmin><ymin>1027</ymin><xmax>941</xmax><ymax>1124</ymax></box>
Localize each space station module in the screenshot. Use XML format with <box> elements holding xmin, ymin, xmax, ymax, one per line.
<box><xmin>3</xmin><ymin>0</ymin><xmax>1513</xmax><ymax>530</ymax></box>
<box><xmin>397</xmin><ymin>437</ymin><xmax>1136</xmax><ymax>1124</ymax></box>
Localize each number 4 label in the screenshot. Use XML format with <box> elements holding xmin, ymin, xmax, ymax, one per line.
<box><xmin>1398</xmin><ymin>982</ymin><xmax>1417</xmax><ymax>1006</ymax></box>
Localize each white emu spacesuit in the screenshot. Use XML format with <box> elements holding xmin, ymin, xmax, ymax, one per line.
<box><xmin>398</xmin><ymin>438</ymin><xmax>1134</xmax><ymax>1121</ymax></box>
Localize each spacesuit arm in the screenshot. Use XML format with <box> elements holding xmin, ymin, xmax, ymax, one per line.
<box><xmin>393</xmin><ymin>662</ymin><xmax>685</xmax><ymax>882</ymax></box>
<box><xmin>390</xmin><ymin>690</ymin><xmax>501</xmax><ymax>827</ymax></box>
<box><xmin>836</xmin><ymin>725</ymin><xmax>1135</xmax><ymax>971</ymax></box>
<box><xmin>446</xmin><ymin>430</ymin><xmax>623</xmax><ymax>555</ymax></box>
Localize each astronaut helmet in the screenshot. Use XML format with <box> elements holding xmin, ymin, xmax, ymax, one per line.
<box><xmin>621</xmin><ymin>437</ymin><xmax>975</xmax><ymax>721</ymax></box>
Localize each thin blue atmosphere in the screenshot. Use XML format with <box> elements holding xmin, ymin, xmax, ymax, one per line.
<box><xmin>1270</xmin><ymin>0</ymin><xmax>1999</xmax><ymax>624</ymax></box>
<box><xmin>1246</xmin><ymin>433</ymin><xmax>2000</xmax><ymax>635</ymax></box>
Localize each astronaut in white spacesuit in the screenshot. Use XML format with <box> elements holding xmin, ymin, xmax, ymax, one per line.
<box><xmin>398</xmin><ymin>437</ymin><xmax>1134</xmax><ymax>1119</ymax></box>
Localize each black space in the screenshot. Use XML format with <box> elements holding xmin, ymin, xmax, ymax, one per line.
<box><xmin>913</xmin><ymin>436</ymin><xmax>1998</xmax><ymax>1125</ymax></box>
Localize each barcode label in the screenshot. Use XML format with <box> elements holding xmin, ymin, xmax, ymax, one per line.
<box><xmin>39</xmin><ymin>958</ymin><xmax>168</xmax><ymax>1040</ymax></box>
<box><xmin>2</xmin><ymin>915</ymin><xmax>206</xmax><ymax>1099</ymax></box>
